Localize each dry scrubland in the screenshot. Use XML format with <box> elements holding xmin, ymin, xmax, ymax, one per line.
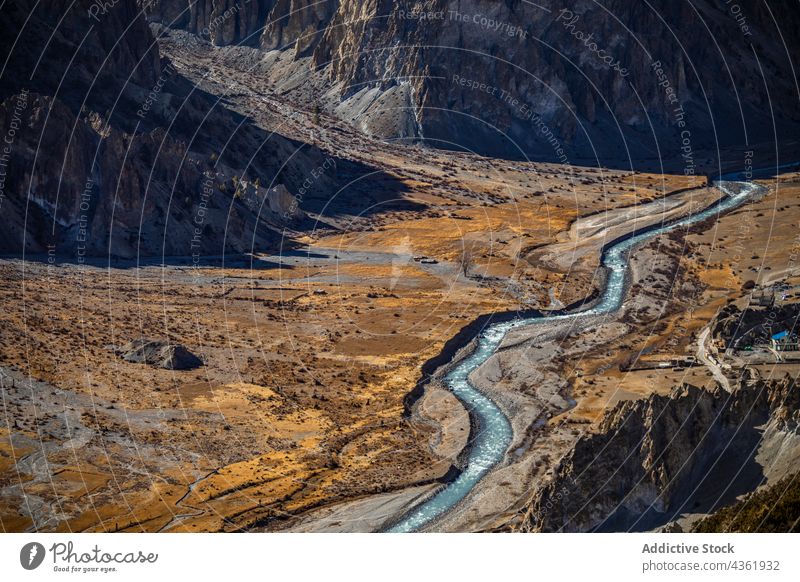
<box><xmin>0</xmin><ymin>134</ymin><xmax>700</xmax><ymax>531</ymax></box>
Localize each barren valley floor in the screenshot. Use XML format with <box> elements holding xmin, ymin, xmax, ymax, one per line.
<box><xmin>3</xmin><ymin>166</ymin><xmax>796</xmax><ymax>532</ymax></box>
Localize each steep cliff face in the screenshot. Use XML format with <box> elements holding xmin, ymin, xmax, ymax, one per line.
<box><xmin>261</xmin><ymin>0</ymin><xmax>339</xmax><ymax>56</ymax></box>
<box><xmin>308</xmin><ymin>0</ymin><xmax>800</xmax><ymax>160</ymax></box>
<box><xmin>1</xmin><ymin>0</ymin><xmax>160</xmax><ymax>101</ymax></box>
<box><xmin>142</xmin><ymin>0</ymin><xmax>275</xmax><ymax>46</ymax></box>
<box><xmin>522</xmin><ymin>376</ymin><xmax>800</xmax><ymax>532</ymax></box>
<box><xmin>0</xmin><ymin>0</ymin><xmax>332</xmax><ymax>257</ymax></box>
<box><xmin>146</xmin><ymin>0</ymin><xmax>800</xmax><ymax>162</ymax></box>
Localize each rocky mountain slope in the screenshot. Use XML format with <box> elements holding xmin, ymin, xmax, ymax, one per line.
<box><xmin>145</xmin><ymin>0</ymin><xmax>800</xmax><ymax>163</ymax></box>
<box><xmin>0</xmin><ymin>0</ymin><xmax>359</xmax><ymax>257</ymax></box>
<box><xmin>4</xmin><ymin>1</ymin><xmax>797</xmax><ymax>255</ymax></box>
<box><xmin>522</xmin><ymin>373</ymin><xmax>800</xmax><ymax>532</ymax></box>
<box><xmin>692</xmin><ymin>470</ymin><xmax>800</xmax><ymax>533</ymax></box>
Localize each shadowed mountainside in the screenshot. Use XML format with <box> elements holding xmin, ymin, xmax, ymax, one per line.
<box><xmin>522</xmin><ymin>374</ymin><xmax>800</xmax><ymax>532</ymax></box>
<box><xmin>143</xmin><ymin>0</ymin><xmax>800</xmax><ymax>163</ymax></box>
<box><xmin>0</xmin><ymin>0</ymin><xmax>412</xmax><ymax>258</ymax></box>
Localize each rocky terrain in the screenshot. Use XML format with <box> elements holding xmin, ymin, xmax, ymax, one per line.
<box><xmin>143</xmin><ymin>0</ymin><xmax>800</xmax><ymax>162</ymax></box>
<box><xmin>525</xmin><ymin>375</ymin><xmax>800</xmax><ymax>532</ymax></box>
<box><xmin>692</xmin><ymin>470</ymin><xmax>800</xmax><ymax>533</ymax></box>
<box><xmin>3</xmin><ymin>0</ymin><xmax>799</xmax><ymax>255</ymax></box>
<box><xmin>0</xmin><ymin>0</ymin><xmax>391</xmax><ymax>256</ymax></box>
<box><xmin>118</xmin><ymin>339</ymin><xmax>204</xmax><ymax>369</ymax></box>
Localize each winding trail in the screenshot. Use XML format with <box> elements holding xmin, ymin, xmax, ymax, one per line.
<box><xmin>387</xmin><ymin>170</ymin><xmax>769</xmax><ymax>532</ymax></box>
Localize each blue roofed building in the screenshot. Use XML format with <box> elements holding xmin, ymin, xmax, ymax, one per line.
<box><xmin>771</xmin><ymin>330</ymin><xmax>799</xmax><ymax>351</ymax></box>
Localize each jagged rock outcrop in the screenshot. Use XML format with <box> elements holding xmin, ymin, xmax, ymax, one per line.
<box><xmin>228</xmin><ymin>178</ymin><xmax>306</xmax><ymax>223</ymax></box>
<box><xmin>522</xmin><ymin>375</ymin><xmax>800</xmax><ymax>532</ymax></box>
<box><xmin>143</xmin><ymin>0</ymin><xmax>337</xmax><ymax>53</ymax></box>
<box><xmin>312</xmin><ymin>0</ymin><xmax>800</xmax><ymax>161</ymax></box>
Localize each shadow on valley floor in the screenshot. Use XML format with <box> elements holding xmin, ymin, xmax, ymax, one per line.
<box><xmin>0</xmin><ymin>254</ymin><xmax>292</xmax><ymax>271</ymax></box>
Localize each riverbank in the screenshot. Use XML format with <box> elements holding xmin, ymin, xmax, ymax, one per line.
<box><xmin>382</xmin><ymin>170</ymin><xmax>773</xmax><ymax>531</ymax></box>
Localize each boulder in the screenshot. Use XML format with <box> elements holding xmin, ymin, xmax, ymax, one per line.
<box><xmin>118</xmin><ymin>339</ymin><xmax>203</xmax><ymax>370</ymax></box>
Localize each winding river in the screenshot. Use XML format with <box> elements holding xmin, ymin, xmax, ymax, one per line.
<box><xmin>387</xmin><ymin>168</ymin><xmax>774</xmax><ymax>532</ymax></box>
